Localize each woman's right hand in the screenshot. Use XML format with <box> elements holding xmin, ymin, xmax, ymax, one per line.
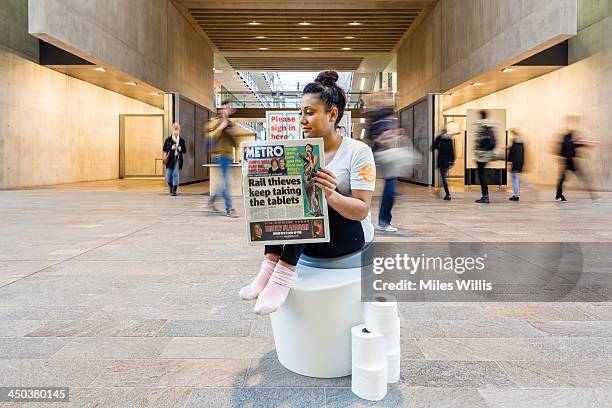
<box><xmin>171</xmin><ymin>144</ymin><xmax>177</xmax><ymax>150</ymax></box>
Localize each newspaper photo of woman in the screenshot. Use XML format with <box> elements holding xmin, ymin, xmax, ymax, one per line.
<box><xmin>268</xmin><ymin>158</ymin><xmax>283</xmax><ymax>175</ymax></box>
<box><xmin>278</xmin><ymin>158</ymin><xmax>288</xmax><ymax>175</ymax></box>
<box><xmin>298</xmin><ymin>144</ymin><xmax>323</xmax><ymax>216</ymax></box>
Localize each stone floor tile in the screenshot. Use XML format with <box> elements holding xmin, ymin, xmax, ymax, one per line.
<box><xmin>430</xmin><ymin>305</ymin><xmax>492</xmax><ymax>321</ymax></box>
<box><xmin>416</xmin><ymin>338</ymin><xmax>559</xmax><ymax>361</ymax></box>
<box><xmin>0</xmin><ymin>320</ymin><xmax>45</xmax><ymax>337</ymax></box>
<box><xmin>91</xmin><ymin>359</ymin><xmax>250</xmax><ymax>388</ymax></box>
<box><xmin>479</xmin><ymin>388</ymin><xmax>612</xmax><ymax>408</ymax></box>
<box><xmin>479</xmin><ymin>304</ymin><xmax>596</xmax><ymax>321</ymax></box>
<box><xmin>400</xmin><ymin>320</ymin><xmax>447</xmax><ymax>339</ymax></box>
<box><xmin>25</xmin><ymin>319</ymin><xmax>167</xmax><ymax>337</ymax></box>
<box><xmin>326</xmin><ymin>386</ymin><xmax>488</xmax><ymax>408</ymax></box>
<box><xmin>51</xmin><ymin>337</ymin><xmax>172</xmax><ymax>359</ymax></box>
<box><xmin>401</xmin><ymin>361</ymin><xmax>515</xmax><ymax>387</ymax></box>
<box><xmin>498</xmin><ymin>360</ymin><xmax>612</xmax><ymax>387</ymax></box>
<box><xmin>18</xmin><ymin>387</ymin><xmax>193</xmax><ymax>408</ymax></box>
<box><xmin>549</xmin><ymin>337</ymin><xmax>612</xmax><ymax>360</ymax></box>
<box><xmin>577</xmin><ymin>304</ymin><xmax>612</xmax><ymax>320</ymax></box>
<box><xmin>156</xmin><ymin>320</ymin><xmax>252</xmax><ymax>337</ymax></box>
<box><xmin>185</xmin><ymin>387</ymin><xmax>326</xmax><ymax>408</ymax></box>
<box><xmin>0</xmin><ymin>305</ymin><xmax>98</xmax><ymax>321</ymax></box>
<box><xmin>0</xmin><ymin>359</ymin><xmax>109</xmax><ymax>387</ymax></box>
<box><xmin>528</xmin><ymin>320</ymin><xmax>612</xmax><ymax>337</ymax></box>
<box><xmin>160</xmin><ymin>337</ymin><xmax>275</xmax><ymax>359</ymax></box>
<box><xmin>400</xmin><ymin>338</ymin><xmax>426</xmax><ymax>360</ymax></box>
<box><xmin>245</xmin><ymin>357</ymin><xmax>351</xmax><ymax>387</ymax></box>
<box><xmin>0</xmin><ymin>337</ymin><xmax>70</xmax><ymax>359</ymax></box>
<box><xmin>250</xmin><ymin>317</ymin><xmax>273</xmax><ymax>337</ymax></box>
<box><xmin>438</xmin><ymin>320</ymin><xmax>546</xmax><ymax>338</ymax></box>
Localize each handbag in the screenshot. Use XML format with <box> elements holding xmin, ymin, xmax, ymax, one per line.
<box><xmin>162</xmin><ymin>150</ymin><xmax>169</xmax><ymax>165</ymax></box>
<box><xmin>374</xmin><ymin>131</ymin><xmax>422</xmax><ymax>179</ymax></box>
<box><xmin>375</xmin><ymin>147</ymin><xmax>419</xmax><ymax>178</ymax></box>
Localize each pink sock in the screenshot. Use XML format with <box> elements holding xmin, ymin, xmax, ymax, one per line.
<box><xmin>254</xmin><ymin>263</ymin><xmax>297</xmax><ymax>315</ymax></box>
<box><xmin>239</xmin><ymin>260</ymin><xmax>276</xmax><ymax>300</ymax></box>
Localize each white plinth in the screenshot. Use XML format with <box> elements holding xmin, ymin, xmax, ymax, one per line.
<box><xmin>269</xmin><ymin>262</ymin><xmax>364</xmax><ymax>378</ymax></box>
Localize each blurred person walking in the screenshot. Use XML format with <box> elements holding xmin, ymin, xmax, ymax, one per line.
<box><xmin>507</xmin><ymin>129</ymin><xmax>525</xmax><ymax>201</ymax></box>
<box><xmin>162</xmin><ymin>123</ymin><xmax>186</xmax><ymax>196</ymax></box>
<box><xmin>207</xmin><ymin>101</ymin><xmax>239</xmax><ymax>217</ymax></box>
<box><xmin>432</xmin><ymin>126</ymin><xmax>455</xmax><ymax>200</ymax></box>
<box><xmin>473</xmin><ymin>110</ymin><xmax>497</xmax><ymax>203</ymax></box>
<box><xmin>366</xmin><ymin>90</ymin><xmax>399</xmax><ymax>232</ymax></box>
<box><xmin>555</xmin><ymin>117</ymin><xmax>597</xmax><ymax>202</ymax></box>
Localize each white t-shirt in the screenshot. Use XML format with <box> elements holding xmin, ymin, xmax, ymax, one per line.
<box><xmin>326</xmin><ymin>137</ymin><xmax>376</xmax><ymax>242</ymax></box>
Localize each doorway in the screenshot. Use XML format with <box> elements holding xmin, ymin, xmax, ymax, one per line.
<box><xmin>119</xmin><ymin>114</ymin><xmax>165</xmax><ymax>178</ymax></box>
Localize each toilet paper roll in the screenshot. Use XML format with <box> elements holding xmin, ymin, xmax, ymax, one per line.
<box><xmin>364</xmin><ymin>295</ymin><xmax>398</xmax><ymax>333</ymax></box>
<box><xmin>366</xmin><ymin>311</ymin><xmax>400</xmax><ymax>334</ymax></box>
<box><xmin>351</xmin><ymin>324</ymin><xmax>387</xmax><ymax>369</ymax></box>
<box><xmin>386</xmin><ymin>350</ymin><xmax>401</xmax><ymax>383</ymax></box>
<box><xmin>351</xmin><ymin>363</ymin><xmax>388</xmax><ymax>401</ymax></box>
<box><xmin>381</xmin><ymin>320</ymin><xmax>400</xmax><ymax>353</ymax></box>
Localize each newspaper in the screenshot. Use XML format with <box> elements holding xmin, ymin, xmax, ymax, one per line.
<box><xmin>241</xmin><ymin>138</ymin><xmax>330</xmax><ymax>245</ymax></box>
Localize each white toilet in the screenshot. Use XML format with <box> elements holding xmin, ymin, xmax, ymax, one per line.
<box><xmin>269</xmin><ymin>247</ymin><xmax>371</xmax><ymax>378</ymax></box>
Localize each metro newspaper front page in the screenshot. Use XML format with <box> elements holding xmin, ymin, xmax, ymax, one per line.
<box><xmin>241</xmin><ymin>138</ymin><xmax>330</xmax><ymax>245</ymax></box>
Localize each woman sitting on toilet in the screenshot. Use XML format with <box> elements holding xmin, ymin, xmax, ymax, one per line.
<box><xmin>239</xmin><ymin>70</ymin><xmax>376</xmax><ymax>315</ymax></box>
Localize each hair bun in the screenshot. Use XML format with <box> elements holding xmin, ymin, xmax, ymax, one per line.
<box><xmin>315</xmin><ymin>70</ymin><xmax>339</xmax><ymax>87</ymax></box>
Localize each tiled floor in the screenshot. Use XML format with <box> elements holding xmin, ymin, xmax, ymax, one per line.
<box><xmin>0</xmin><ymin>179</ymin><xmax>611</xmax><ymax>407</ymax></box>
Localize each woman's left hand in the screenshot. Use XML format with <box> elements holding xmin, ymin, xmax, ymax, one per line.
<box><xmin>314</xmin><ymin>167</ymin><xmax>338</xmax><ymax>198</ymax></box>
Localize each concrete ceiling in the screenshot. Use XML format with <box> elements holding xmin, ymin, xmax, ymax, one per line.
<box><xmin>46</xmin><ymin>65</ymin><xmax>165</xmax><ymax>109</ymax></box>
<box><xmin>172</xmin><ymin>0</ymin><xmax>434</xmax><ymax>72</ymax></box>
<box><xmin>442</xmin><ymin>65</ymin><xmax>563</xmax><ymax>111</ymax></box>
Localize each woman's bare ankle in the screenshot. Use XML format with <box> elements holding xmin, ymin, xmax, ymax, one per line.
<box><xmin>265</xmin><ymin>254</ymin><xmax>280</xmax><ymax>263</ymax></box>
<box><xmin>277</xmin><ymin>260</ymin><xmax>296</xmax><ymax>271</ymax></box>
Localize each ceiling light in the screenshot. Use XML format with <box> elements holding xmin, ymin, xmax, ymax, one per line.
<box><xmin>248</xmin><ymin>21</ymin><xmax>260</xmax><ymax>25</ymax></box>
<box><xmin>360</xmin><ymin>77</ymin><xmax>366</xmax><ymax>91</ymax></box>
<box><xmin>127</xmin><ymin>82</ymin><xmax>137</xmax><ymax>86</ymax></box>
<box><xmin>298</xmin><ymin>21</ymin><xmax>311</xmax><ymax>26</ymax></box>
<box><xmin>301</xmin><ymin>36</ymin><xmax>310</xmax><ymax>39</ymax></box>
<box><xmin>471</xmin><ymin>82</ymin><xmax>482</xmax><ymax>86</ymax></box>
<box><xmin>502</xmin><ymin>68</ymin><xmax>512</xmax><ymax>73</ymax></box>
<box><xmin>259</xmin><ymin>47</ymin><xmax>269</xmax><ymax>50</ymax></box>
<box><xmin>341</xmin><ymin>47</ymin><xmax>352</xmax><ymax>50</ymax></box>
<box><xmin>150</xmin><ymin>92</ymin><xmax>161</xmax><ymax>96</ymax></box>
<box><xmin>94</xmin><ymin>67</ymin><xmax>107</xmax><ymax>72</ymax></box>
<box><xmin>344</xmin><ymin>36</ymin><xmax>355</xmax><ymax>39</ymax></box>
<box><xmin>255</xmin><ymin>36</ymin><xmax>266</xmax><ymax>39</ymax></box>
<box><xmin>348</xmin><ymin>21</ymin><xmax>361</xmax><ymax>26</ymax></box>
<box><xmin>300</xmin><ymin>47</ymin><xmax>312</xmax><ymax>50</ymax></box>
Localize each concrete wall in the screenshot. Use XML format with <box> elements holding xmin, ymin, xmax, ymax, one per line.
<box><xmin>397</xmin><ymin>0</ymin><xmax>577</xmax><ymax>108</ymax></box>
<box><xmin>444</xmin><ymin>2</ymin><xmax>612</xmax><ymax>189</ymax></box>
<box><xmin>28</xmin><ymin>0</ymin><xmax>214</xmax><ymax>109</ymax></box>
<box><xmin>167</xmin><ymin>4</ymin><xmax>214</xmax><ymax>109</ymax></box>
<box><xmin>0</xmin><ymin>47</ymin><xmax>163</xmax><ymax>188</ymax></box>
<box><xmin>0</xmin><ymin>0</ymin><xmax>39</xmax><ymax>60</ymax></box>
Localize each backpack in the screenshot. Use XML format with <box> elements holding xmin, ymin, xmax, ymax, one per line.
<box><xmin>560</xmin><ymin>135</ymin><xmax>576</xmax><ymax>158</ymax></box>
<box><xmin>479</xmin><ymin>125</ymin><xmax>496</xmax><ymax>151</ymax></box>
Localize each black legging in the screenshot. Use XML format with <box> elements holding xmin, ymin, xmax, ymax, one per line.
<box><xmin>556</xmin><ymin>158</ymin><xmax>591</xmax><ymax>197</ymax></box>
<box><xmin>476</xmin><ymin>161</ymin><xmax>488</xmax><ymax>196</ymax></box>
<box><xmin>264</xmin><ymin>205</ymin><xmax>365</xmax><ymax>266</ymax></box>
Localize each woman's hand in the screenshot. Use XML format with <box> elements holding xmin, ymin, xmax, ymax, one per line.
<box><xmin>314</xmin><ymin>167</ymin><xmax>338</xmax><ymax>198</ymax></box>
<box><xmin>171</xmin><ymin>144</ymin><xmax>177</xmax><ymax>150</ymax></box>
